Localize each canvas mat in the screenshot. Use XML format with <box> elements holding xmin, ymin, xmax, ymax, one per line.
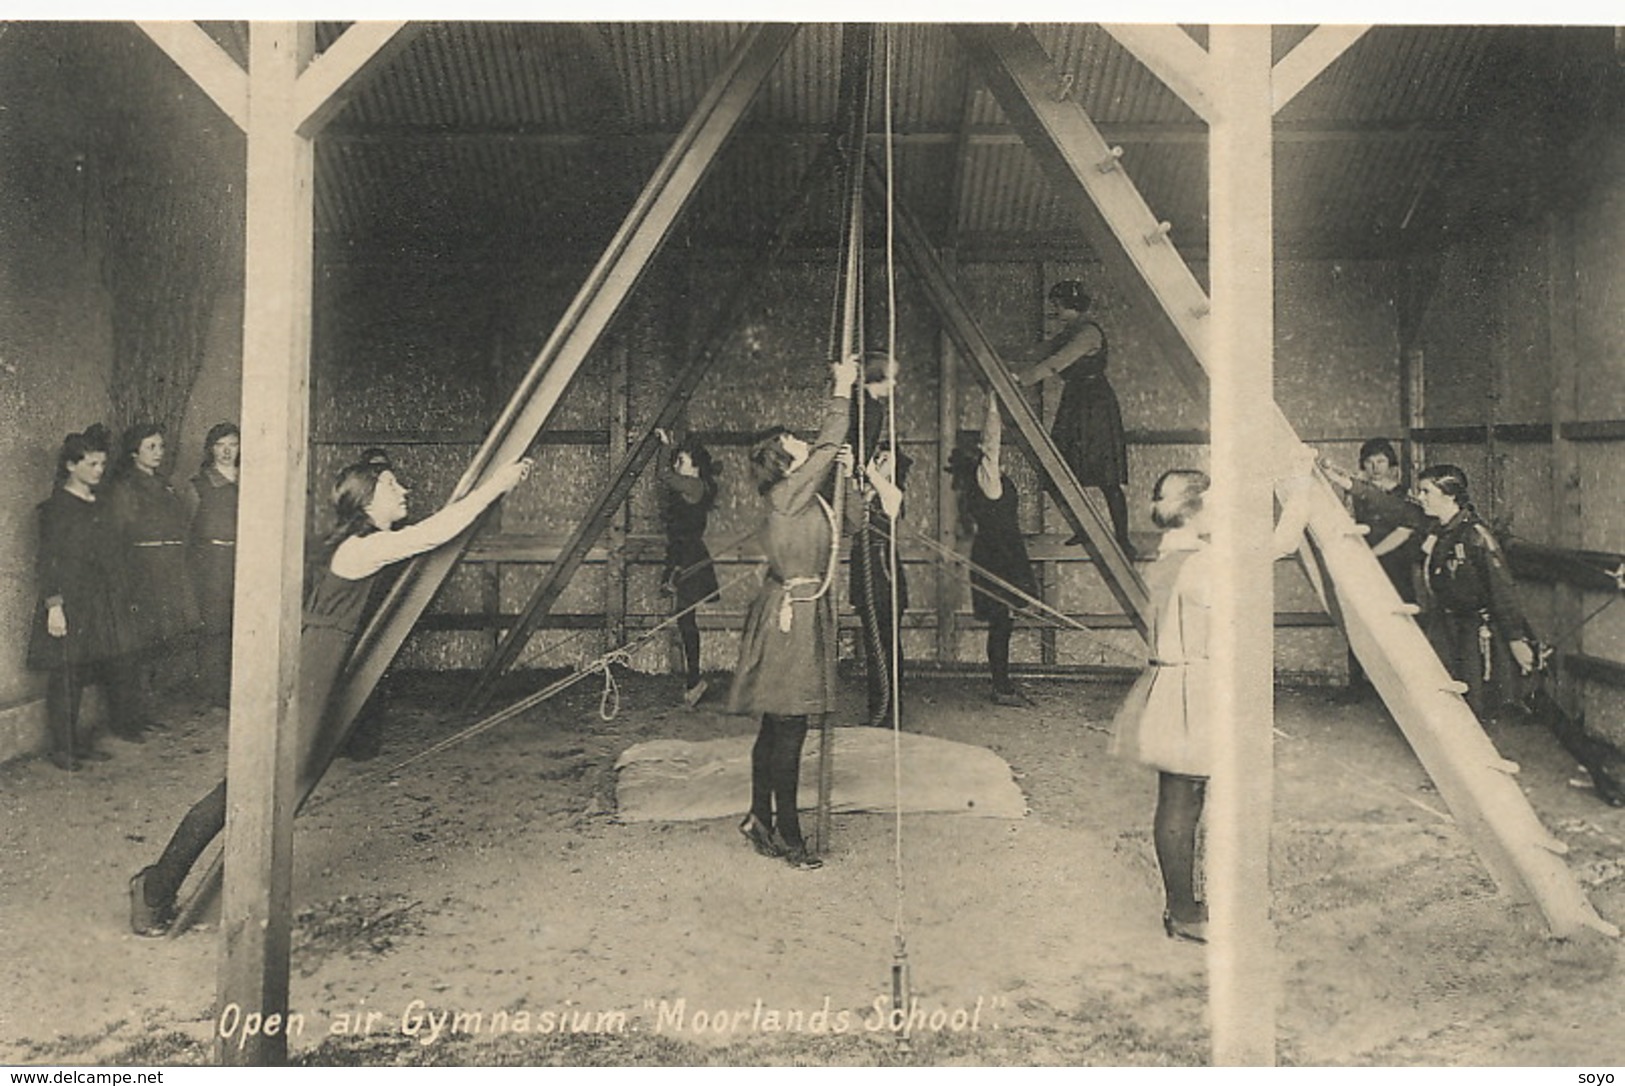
<box><xmin>613</xmin><ymin>726</ymin><xmax>1028</xmax><ymax>823</ymax></box>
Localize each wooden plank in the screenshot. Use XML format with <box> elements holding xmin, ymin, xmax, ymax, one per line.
<box><xmin>134</xmin><ymin>21</ymin><xmax>249</xmax><ymax>131</ymax></box>
<box><xmin>1561</xmin><ymin>420</ymin><xmax>1625</xmax><ymax>442</ymax></box>
<box><xmin>876</xmin><ymin>168</ymin><xmax>1151</xmax><ymax>638</ymax></box>
<box><xmin>216</xmin><ymin>20</ymin><xmax>313</xmax><ymax>1067</ymax></box>
<box><xmin>293</xmin><ymin>21</ymin><xmax>418</xmax><ymax>138</ymax></box>
<box><xmin>959</xmin><ymin>21</ymin><xmax>1615</xmax><ymax>941</ymax></box>
<box><xmin>1208</xmin><ymin>25</ymin><xmax>1277</xmax><ymax>1067</ymax></box>
<box><xmin>1271</xmin><ymin>25</ymin><xmax>1372</xmax><ymax>113</ymax></box>
<box><xmin>1549</xmin><ymin>212</ymin><xmax>1586</xmax><ymax>716</ymax></box>
<box><xmin>1099</xmin><ymin>25</ymin><xmax>1214</xmax><ymax>122</ymax></box>
<box><xmin>936</xmin><ymin>256</ymin><xmax>961</xmax><ymax>665</ymax></box>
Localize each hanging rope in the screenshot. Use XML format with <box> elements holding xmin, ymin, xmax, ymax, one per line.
<box><xmin>879</xmin><ymin>24</ymin><xmax>912</xmax><ymax>1054</ymax></box>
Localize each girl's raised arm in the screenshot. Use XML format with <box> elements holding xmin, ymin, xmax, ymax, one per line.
<box><xmin>333</xmin><ymin>458</ymin><xmax>533</xmax><ymax>579</ymax></box>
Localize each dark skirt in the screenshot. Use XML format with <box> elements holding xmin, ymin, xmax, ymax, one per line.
<box><xmin>191</xmin><ymin>541</ymin><xmax>236</xmax><ymax>633</ymax></box>
<box><xmin>128</xmin><ymin>544</ymin><xmax>202</xmax><ymax>648</ymax></box>
<box><xmin>970</xmin><ymin>534</ymin><xmax>1039</xmax><ymax>622</ymax></box>
<box><xmin>1052</xmin><ymin>376</ymin><xmax>1128</xmax><ymax>486</ymax></box>
<box><xmin>665</xmin><ymin>536</ymin><xmax>720</xmax><ymax>612</ymax></box>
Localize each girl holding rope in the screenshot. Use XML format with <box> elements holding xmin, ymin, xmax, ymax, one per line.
<box><xmin>655</xmin><ymin>428</ymin><xmax>722</xmax><ymax>709</ymax></box>
<box><xmin>130</xmin><ymin>453</ymin><xmax>534</xmax><ymax>936</ymax></box>
<box><xmin>727</xmin><ymin>355</ymin><xmax>859</xmax><ymax>871</ymax></box>
<box><xmin>946</xmin><ymin>393</ymin><xmax>1039</xmax><ymax>707</ymax></box>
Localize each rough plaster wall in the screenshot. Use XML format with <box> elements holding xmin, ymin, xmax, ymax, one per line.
<box><xmin>0</xmin><ymin>27</ymin><xmax>117</xmax><ymax>710</ymax></box>
<box><xmin>1275</xmin><ymin>260</ymin><xmax>1400</xmax><ymax>439</ymax></box>
<box><xmin>1420</xmin><ymin>242</ymin><xmax>1500</xmax><ymax>430</ymax></box>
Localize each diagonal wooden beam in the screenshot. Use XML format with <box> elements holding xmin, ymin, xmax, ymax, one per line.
<box><xmin>463</xmin><ymin>130</ymin><xmax>841</xmax><ymax>711</ymax></box>
<box><xmin>294</xmin><ymin>20</ymin><xmax>420</xmax><ymax>138</ymax></box>
<box><xmin>871</xmin><ymin>160</ymin><xmax>1150</xmax><ymax>639</ymax></box>
<box><xmin>956</xmin><ymin>21</ymin><xmax>1616</xmax><ymax>942</ymax></box>
<box><xmin>953</xmin><ymin>25</ymin><xmax>1211</xmax><ymax>405</ymax></box>
<box><xmin>304</xmin><ymin>24</ymin><xmax>798</xmax><ymax>779</ymax></box>
<box><xmin>1099</xmin><ymin>24</ymin><xmax>1214</xmax><ymax>123</ymax></box>
<box><xmin>1272</xmin><ymin>24</ymin><xmax>1372</xmax><ymax>113</ymax></box>
<box><xmin>134</xmin><ymin>21</ymin><xmax>249</xmax><ymax>131</ymax></box>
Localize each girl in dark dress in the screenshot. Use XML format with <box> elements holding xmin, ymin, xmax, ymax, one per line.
<box><xmin>189</xmin><ymin>422</ymin><xmax>240</xmax><ymax>707</ymax></box>
<box><xmin>129</xmin><ymin>453</ymin><xmax>534</xmax><ymax>935</ymax></box>
<box><xmin>1016</xmin><ymin>280</ymin><xmax>1134</xmax><ymax>558</ymax></box>
<box><xmin>947</xmin><ymin>394</ymin><xmax>1039</xmax><ymax>707</ymax></box>
<box><xmin>848</xmin><ymin>441</ymin><xmax>910</xmax><ymax>727</ymax></box>
<box><xmin>655</xmin><ymin>429</ymin><xmax>721</xmax><ymax>708</ymax></box>
<box><xmin>727</xmin><ymin>355</ymin><xmax>859</xmax><ymax>871</ymax></box>
<box><xmin>106</xmin><ymin>424</ymin><xmax>201</xmax><ymax>725</ymax></box>
<box><xmin>1413</xmin><ymin>465</ymin><xmax>1537</xmax><ymax>717</ymax></box>
<box><xmin>28</xmin><ymin>425</ymin><xmax>144</xmax><ymax>769</ymax></box>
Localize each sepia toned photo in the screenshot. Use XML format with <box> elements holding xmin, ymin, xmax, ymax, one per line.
<box><xmin>1</xmin><ymin>17</ymin><xmax>1622</xmax><ymax>1069</ymax></box>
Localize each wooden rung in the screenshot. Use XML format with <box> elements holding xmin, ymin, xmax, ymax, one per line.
<box><xmin>1537</xmin><ymin>835</ymin><xmax>1571</xmax><ymax>856</ymax></box>
<box><xmin>1488</xmin><ymin>757</ymin><xmax>1521</xmax><ymax>776</ymax></box>
<box><xmin>1393</xmin><ymin>602</ymin><xmax>1422</xmax><ymax>616</ymax></box>
<box><xmin>1441</xmin><ymin>679</ymin><xmax>1470</xmax><ymax>695</ymax></box>
<box><xmin>1346</xmin><ymin>524</ymin><xmax>1372</xmax><ymax>537</ymax></box>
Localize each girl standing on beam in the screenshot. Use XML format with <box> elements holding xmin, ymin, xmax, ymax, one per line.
<box><xmin>1016</xmin><ymin>280</ymin><xmax>1135</xmax><ymax>560</ymax></box>
<box><xmin>130</xmin><ymin>453</ymin><xmax>534</xmax><ymax>936</ymax></box>
<box><xmin>728</xmin><ymin>355</ymin><xmax>859</xmax><ymax>872</ymax></box>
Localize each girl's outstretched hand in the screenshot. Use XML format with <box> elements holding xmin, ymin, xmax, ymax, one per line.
<box><xmin>493</xmin><ymin>457</ymin><xmax>534</xmax><ymax>493</ymax></box>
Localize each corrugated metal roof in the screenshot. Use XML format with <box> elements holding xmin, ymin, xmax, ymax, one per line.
<box><xmin>301</xmin><ymin>22</ymin><xmax>1505</xmax><ymax>258</ymax></box>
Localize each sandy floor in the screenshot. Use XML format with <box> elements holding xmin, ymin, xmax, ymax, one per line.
<box><xmin>1</xmin><ymin>668</ymin><xmax>1622</xmax><ymax>1066</ymax></box>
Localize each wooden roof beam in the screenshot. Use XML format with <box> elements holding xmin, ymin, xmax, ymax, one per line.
<box><xmin>294</xmin><ymin>21</ymin><xmax>419</xmax><ymax>138</ymax></box>
<box><xmin>1100</xmin><ymin>24</ymin><xmax>1214</xmax><ymax>123</ymax></box>
<box><xmin>1272</xmin><ymin>25</ymin><xmax>1372</xmax><ymax>113</ymax></box>
<box><xmin>135</xmin><ymin>21</ymin><xmax>249</xmax><ymax>131</ymax></box>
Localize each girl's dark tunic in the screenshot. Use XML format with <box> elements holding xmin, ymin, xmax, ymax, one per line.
<box><xmin>964</xmin><ymin>474</ymin><xmax>1039</xmax><ymax>621</ymax></box>
<box><xmin>297</xmin><ymin>565</ymin><xmax>378</xmax><ymax>783</ymax></box>
<box><xmin>27</xmin><ymin>489</ymin><xmax>140</xmax><ymax>670</ymax></box>
<box><xmin>727</xmin><ymin>394</ymin><xmax>849</xmax><ymax>717</ymax></box>
<box><xmin>660</xmin><ymin>472</ymin><xmax>720</xmax><ymax>611</ymax></box>
<box><xmin>107</xmin><ymin>469</ymin><xmax>201</xmax><ymax>647</ymax></box>
<box><xmin>1049</xmin><ymin>319</ymin><xmax>1128</xmax><ymax>487</ymax></box>
<box><xmin>849</xmin><ymin>499</ymin><xmax>909</xmax><ymax>618</ymax></box>
<box><xmin>190</xmin><ymin>466</ymin><xmax>239</xmax><ymax>635</ymax></box>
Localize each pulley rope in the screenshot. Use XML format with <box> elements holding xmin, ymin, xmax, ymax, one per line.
<box><xmin>880</xmin><ymin>24</ymin><xmax>911</xmax><ymax>1050</ymax></box>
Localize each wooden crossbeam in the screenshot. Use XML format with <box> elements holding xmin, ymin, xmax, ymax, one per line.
<box><xmin>873</xmin><ymin>161</ymin><xmax>1151</xmax><ymax>639</ymax></box>
<box><xmin>1099</xmin><ymin>25</ymin><xmax>1215</xmax><ymax>122</ymax></box>
<box><xmin>1272</xmin><ymin>25</ymin><xmax>1372</xmax><ymax>113</ymax></box>
<box><xmin>134</xmin><ymin>21</ymin><xmax>249</xmax><ymax>131</ymax></box>
<box><xmin>956</xmin><ymin>21</ymin><xmax>1615</xmax><ymax>941</ymax></box>
<box><xmin>462</xmin><ymin>128</ymin><xmax>840</xmax><ymax>711</ymax></box>
<box><xmin>294</xmin><ymin>20</ymin><xmax>419</xmax><ymax>138</ymax></box>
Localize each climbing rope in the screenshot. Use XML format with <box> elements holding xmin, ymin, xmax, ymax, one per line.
<box><xmin>880</xmin><ymin>24</ymin><xmax>912</xmax><ymax>1052</ymax></box>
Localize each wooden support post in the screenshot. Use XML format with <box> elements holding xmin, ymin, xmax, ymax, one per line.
<box><xmin>1548</xmin><ymin>212</ymin><xmax>1584</xmax><ymax>716</ymax></box>
<box><xmin>134</xmin><ymin>21</ymin><xmax>249</xmax><ymax>129</ymax></box>
<box><xmin>1270</xmin><ymin>26</ymin><xmax>1371</xmax><ymax>113</ymax></box>
<box><xmin>1036</xmin><ymin>261</ymin><xmax>1059</xmax><ymax>669</ymax></box>
<box><xmin>935</xmin><ymin>257</ymin><xmax>961</xmax><ymax>666</ymax></box>
<box><xmin>217</xmin><ymin>20</ymin><xmax>313</xmax><ymax>1067</ymax></box>
<box><xmin>1099</xmin><ymin>25</ymin><xmax>1215</xmax><ymax>122</ymax></box>
<box><xmin>607</xmin><ymin>336</ymin><xmax>631</xmax><ymax>649</ymax></box>
<box><xmin>1208</xmin><ymin>25</ymin><xmax>1276</xmax><ymax>1068</ymax></box>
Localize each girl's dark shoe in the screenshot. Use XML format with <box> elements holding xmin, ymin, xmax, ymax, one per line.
<box><xmin>783</xmin><ymin>846</ymin><xmax>824</xmax><ymax>871</ymax></box>
<box><xmin>1163</xmin><ymin>911</ymin><xmax>1207</xmax><ymax>945</ymax></box>
<box><xmin>47</xmin><ymin>751</ymin><xmax>78</xmax><ymax>772</ymax></box>
<box><xmin>77</xmin><ymin>748</ymin><xmax>114</xmax><ymax>763</ymax></box>
<box><xmin>738</xmin><ymin>814</ymin><xmax>784</xmax><ymax>858</ymax></box>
